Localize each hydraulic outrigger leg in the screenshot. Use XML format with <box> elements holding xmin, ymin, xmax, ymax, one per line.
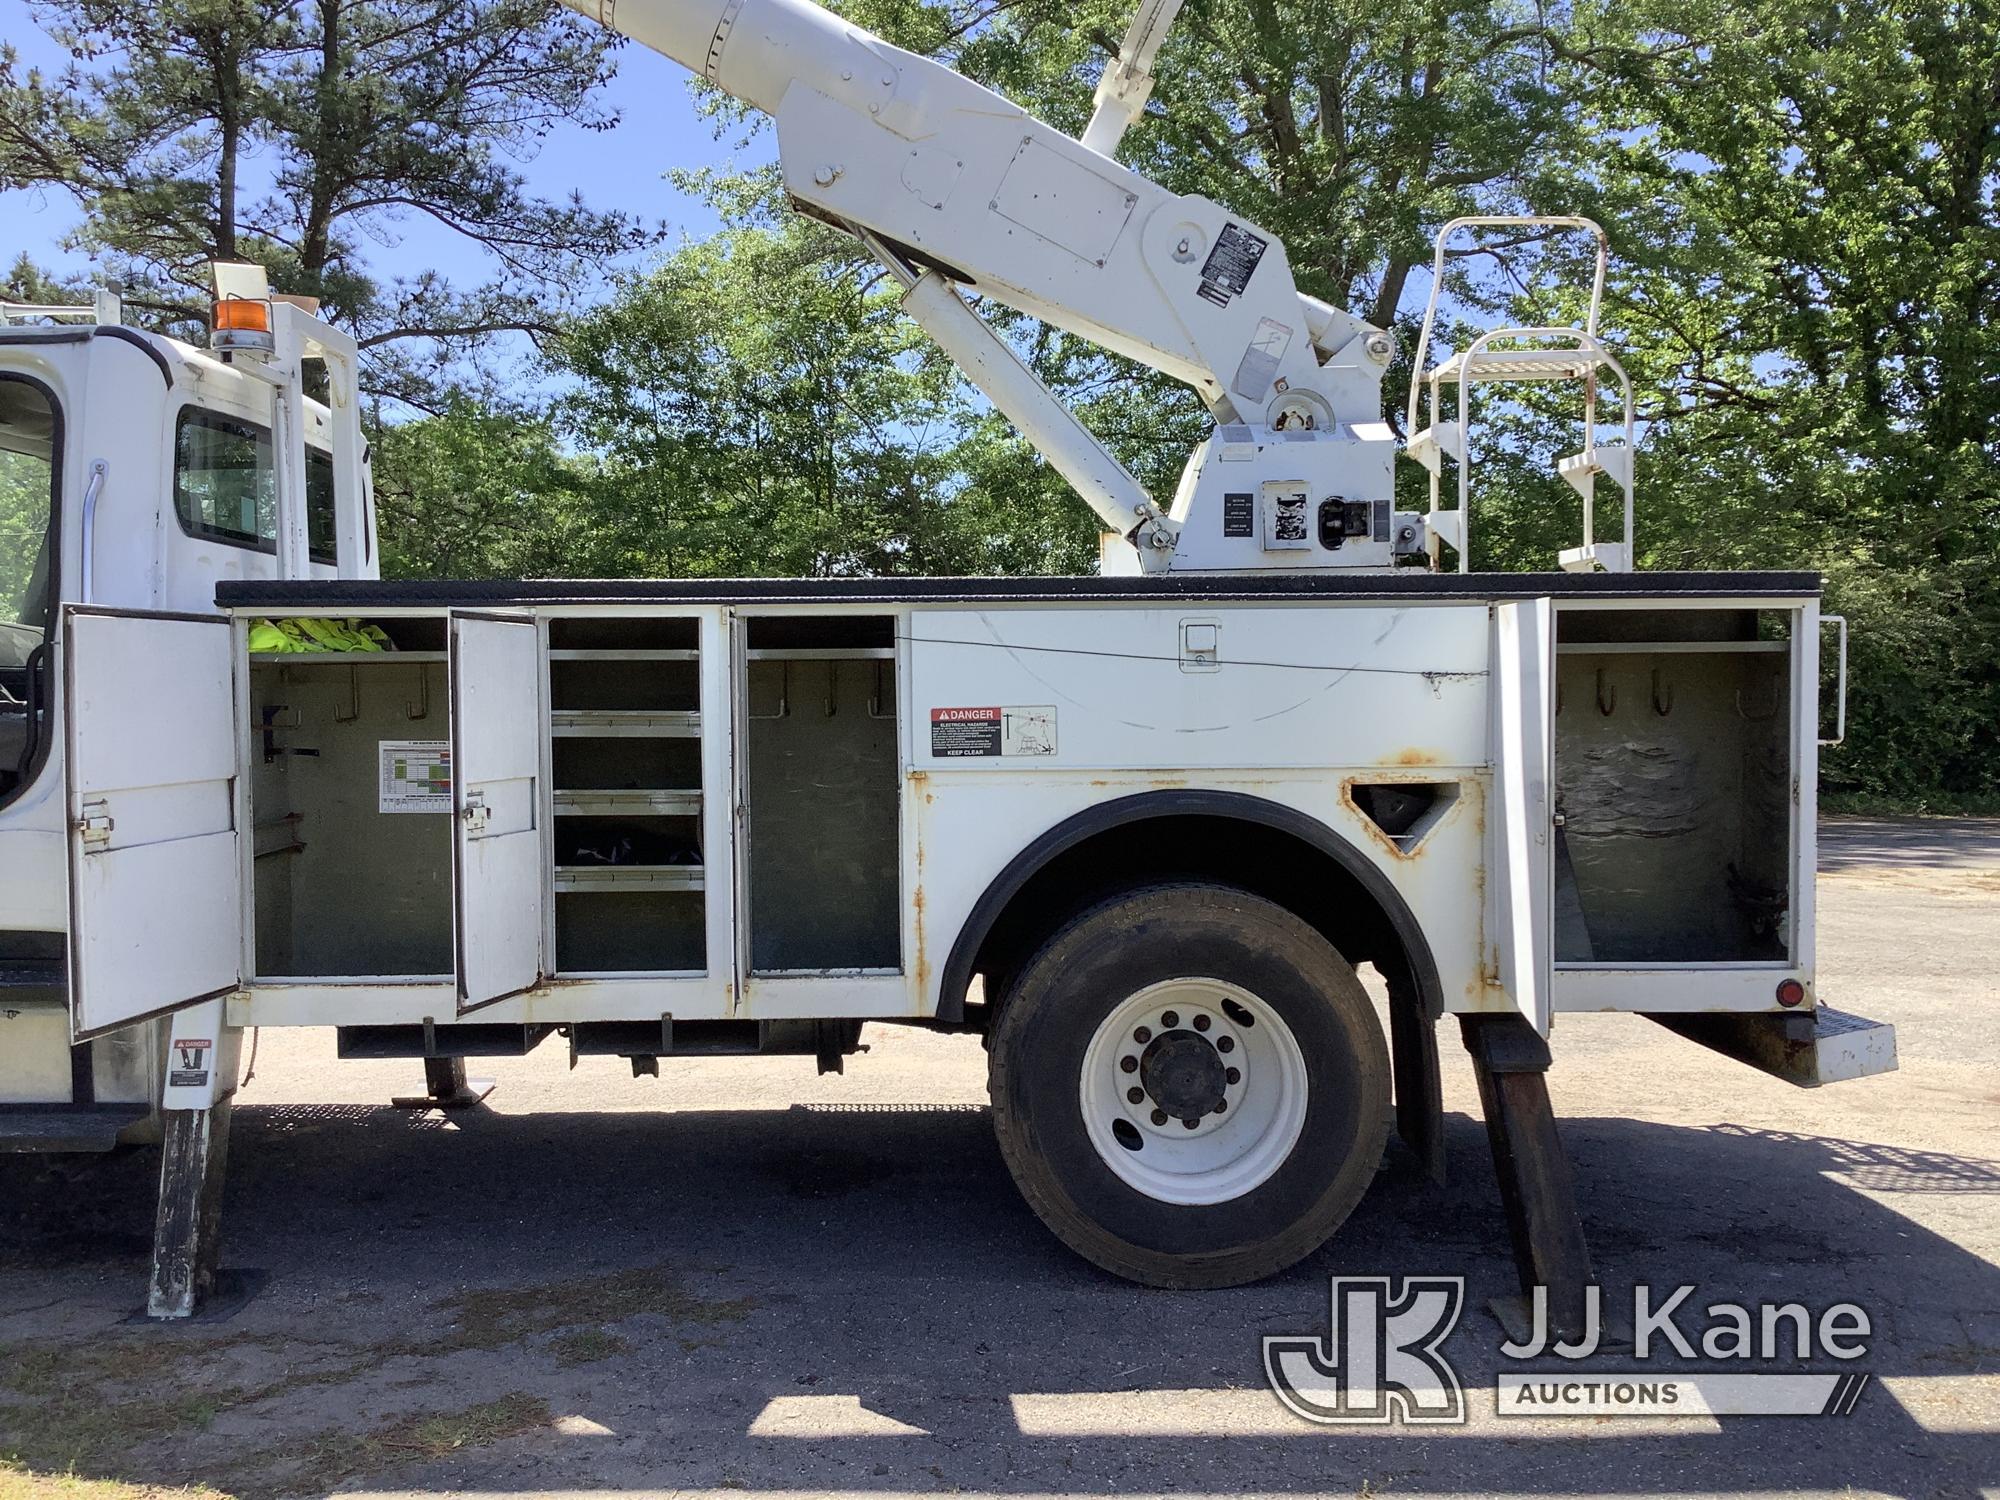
<box><xmin>1458</xmin><ymin>1014</ymin><xmax>1595</xmax><ymax>1343</ymax></box>
<box><xmin>147</xmin><ymin>1000</ymin><xmax>240</xmax><ymax>1319</ymax></box>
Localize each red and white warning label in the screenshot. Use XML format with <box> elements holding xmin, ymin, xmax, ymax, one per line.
<box><xmin>168</xmin><ymin>1038</ymin><xmax>212</xmax><ymax>1090</ymax></box>
<box><xmin>929</xmin><ymin>705</ymin><xmax>1057</xmax><ymax>758</ymax></box>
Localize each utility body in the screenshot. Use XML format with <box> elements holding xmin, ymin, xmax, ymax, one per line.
<box><xmin>0</xmin><ymin>0</ymin><xmax>1894</xmax><ymax>1316</ymax></box>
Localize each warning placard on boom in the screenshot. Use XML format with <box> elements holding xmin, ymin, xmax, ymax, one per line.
<box><xmin>930</xmin><ymin>706</ymin><xmax>1057</xmax><ymax>758</ymax></box>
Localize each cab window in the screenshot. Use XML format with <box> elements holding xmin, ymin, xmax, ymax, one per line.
<box><xmin>173</xmin><ymin>409</ymin><xmax>335</xmax><ymax>565</ymax></box>
<box><xmin>0</xmin><ymin>373</ymin><xmax>60</xmax><ymax>808</ymax></box>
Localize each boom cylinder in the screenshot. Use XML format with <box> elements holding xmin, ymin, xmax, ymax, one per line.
<box><xmin>897</xmin><ymin>268</ymin><xmax>1166</xmax><ymax>555</ymax></box>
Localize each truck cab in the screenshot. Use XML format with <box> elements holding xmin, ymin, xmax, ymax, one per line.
<box><xmin>0</xmin><ymin>280</ymin><xmax>373</xmax><ymax>1151</ymax></box>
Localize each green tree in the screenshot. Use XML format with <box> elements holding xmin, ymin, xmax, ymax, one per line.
<box><xmin>548</xmin><ymin>170</ymin><xmax>1099</xmax><ymax>577</ymax></box>
<box><xmin>0</xmin><ymin>0</ymin><xmax>652</xmax><ymax>404</ymax></box>
<box><xmin>1542</xmin><ymin>0</ymin><xmax>2000</xmax><ymax>799</ymax></box>
<box><xmin>371</xmin><ymin>395</ymin><xmax>591</xmax><ymax>578</ymax></box>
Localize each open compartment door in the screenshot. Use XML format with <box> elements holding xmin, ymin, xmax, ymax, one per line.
<box><xmin>450</xmin><ymin>611</ymin><xmax>545</xmax><ymax>1010</ymax></box>
<box><xmin>63</xmin><ymin>607</ymin><xmax>241</xmax><ymax>1039</ymax></box>
<box><xmin>1488</xmin><ymin>598</ymin><xmax>1555</xmax><ymax>1035</ymax></box>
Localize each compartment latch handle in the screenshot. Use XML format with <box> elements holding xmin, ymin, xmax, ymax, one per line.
<box><xmin>460</xmin><ymin>792</ymin><xmax>491</xmax><ymax>837</ymax></box>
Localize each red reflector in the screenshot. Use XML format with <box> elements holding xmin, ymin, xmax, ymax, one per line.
<box><xmin>1776</xmin><ymin>979</ymin><xmax>1807</xmax><ymax>1007</ymax></box>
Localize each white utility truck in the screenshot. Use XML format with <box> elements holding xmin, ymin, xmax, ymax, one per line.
<box><xmin>1</xmin><ymin>0</ymin><xmax>1894</xmax><ymax>1320</ymax></box>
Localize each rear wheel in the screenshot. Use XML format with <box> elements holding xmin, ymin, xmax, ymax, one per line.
<box><xmin>989</xmin><ymin>882</ymin><xmax>1390</xmax><ymax>1288</ymax></box>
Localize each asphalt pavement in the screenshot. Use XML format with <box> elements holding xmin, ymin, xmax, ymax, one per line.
<box><xmin>1</xmin><ymin>817</ymin><xmax>1994</xmax><ymax>1499</ymax></box>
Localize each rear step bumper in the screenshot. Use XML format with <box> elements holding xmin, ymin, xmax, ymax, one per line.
<box><xmin>1648</xmin><ymin>1005</ymin><xmax>1898</xmax><ymax>1087</ymax></box>
<box><xmin>0</xmin><ymin>1105</ymin><xmax>152</xmax><ymax>1153</ymax></box>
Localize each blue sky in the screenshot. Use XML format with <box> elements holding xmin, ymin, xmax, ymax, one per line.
<box><xmin>0</xmin><ymin>0</ymin><xmax>772</xmax><ymax>294</ymax></box>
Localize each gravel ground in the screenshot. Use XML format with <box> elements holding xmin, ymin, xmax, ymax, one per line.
<box><xmin>1</xmin><ymin>816</ymin><xmax>1995</xmax><ymax>1500</ymax></box>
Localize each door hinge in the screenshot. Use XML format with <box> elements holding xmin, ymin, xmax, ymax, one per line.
<box><xmin>77</xmin><ymin>800</ymin><xmax>114</xmax><ymax>850</ymax></box>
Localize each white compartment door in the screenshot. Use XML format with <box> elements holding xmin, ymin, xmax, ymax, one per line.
<box><xmin>63</xmin><ymin>607</ymin><xmax>241</xmax><ymax>1039</ymax></box>
<box><xmin>450</xmin><ymin>611</ymin><xmax>545</xmax><ymax>1011</ymax></box>
<box><xmin>1489</xmin><ymin>599</ymin><xmax>1555</xmax><ymax>1035</ymax></box>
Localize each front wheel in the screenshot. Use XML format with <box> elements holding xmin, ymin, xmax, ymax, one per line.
<box><xmin>988</xmin><ymin>882</ymin><xmax>1390</xmax><ymax>1288</ymax></box>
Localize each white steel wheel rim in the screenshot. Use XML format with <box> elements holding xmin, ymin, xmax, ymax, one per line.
<box><xmin>1078</xmin><ymin>977</ymin><xmax>1310</xmax><ymax>1206</ymax></box>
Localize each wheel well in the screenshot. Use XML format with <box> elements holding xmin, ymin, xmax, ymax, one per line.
<box><xmin>943</xmin><ymin>793</ymin><xmax>1442</xmax><ymax>1026</ymax></box>
<box><xmin>939</xmin><ymin>791</ymin><xmax>1448</xmax><ymax>1180</ymax></box>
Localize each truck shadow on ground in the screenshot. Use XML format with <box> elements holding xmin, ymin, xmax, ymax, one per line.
<box><xmin>1</xmin><ymin>1101</ymin><xmax>1993</xmax><ymax>1497</ymax></box>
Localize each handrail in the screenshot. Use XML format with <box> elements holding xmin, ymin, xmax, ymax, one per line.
<box><xmin>1438</xmin><ymin>329</ymin><xmax>1635</xmax><ymax>574</ymax></box>
<box><xmin>79</xmin><ymin>459</ymin><xmax>108</xmax><ymax>603</ymax></box>
<box><xmin>14</xmin><ymin>641</ymin><xmax>49</xmax><ymax>781</ymax></box>
<box><xmin>1819</xmin><ymin>615</ymin><xmax>1849</xmax><ymax>747</ymax></box>
<box><xmin>1405</xmin><ymin>216</ymin><xmax>1610</xmax><ymax>435</ymax></box>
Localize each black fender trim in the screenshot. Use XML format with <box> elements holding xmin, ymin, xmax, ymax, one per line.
<box><xmin>935</xmin><ymin>789</ymin><xmax>1445</xmax><ymax>1027</ymax></box>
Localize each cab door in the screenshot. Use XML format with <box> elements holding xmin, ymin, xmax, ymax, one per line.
<box><xmin>63</xmin><ymin>606</ymin><xmax>241</xmax><ymax>1039</ymax></box>
<box><xmin>1488</xmin><ymin>599</ymin><xmax>1555</xmax><ymax>1035</ymax></box>
<box><xmin>450</xmin><ymin>611</ymin><xmax>545</xmax><ymax>1010</ymax></box>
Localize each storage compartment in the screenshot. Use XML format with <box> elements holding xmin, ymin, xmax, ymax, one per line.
<box><xmin>555</xmin><ymin>890</ymin><xmax>705</xmax><ymax>973</ymax></box>
<box><xmin>249</xmin><ymin>617</ymin><xmax>453</xmax><ymax>977</ymax></box>
<box><xmin>551</xmin><ymin>736</ymin><xmax>700</xmax><ymax>790</ymax></box>
<box><xmin>546</xmin><ymin>615</ymin><xmax>707</xmax><ymax>974</ymax></box>
<box><xmin>1553</xmin><ymin>609</ymin><xmax>1793</xmax><ymax>964</ymax></box>
<box><xmin>744</xmin><ymin>616</ymin><xmax>900</xmax><ymax>972</ymax></box>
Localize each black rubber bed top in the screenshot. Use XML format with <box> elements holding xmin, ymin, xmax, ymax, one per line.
<box><xmin>218</xmin><ymin>570</ymin><xmax>1819</xmax><ymax>610</ymax></box>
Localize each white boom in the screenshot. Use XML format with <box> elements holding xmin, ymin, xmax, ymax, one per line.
<box><xmin>561</xmin><ymin>0</ymin><xmax>1404</xmax><ymax>572</ymax></box>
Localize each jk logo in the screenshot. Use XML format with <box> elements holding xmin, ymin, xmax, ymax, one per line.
<box><xmin>1264</xmin><ymin>1276</ymin><xmax>1467</xmax><ymax>1425</ymax></box>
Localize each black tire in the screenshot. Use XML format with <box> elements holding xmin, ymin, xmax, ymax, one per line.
<box><xmin>988</xmin><ymin>881</ymin><xmax>1389</xmax><ymax>1288</ymax></box>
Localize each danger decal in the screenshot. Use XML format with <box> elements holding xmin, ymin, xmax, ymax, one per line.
<box><xmin>169</xmin><ymin>1037</ymin><xmax>212</xmax><ymax>1090</ymax></box>
<box><xmin>930</xmin><ymin>706</ymin><xmax>1057</xmax><ymax>759</ymax></box>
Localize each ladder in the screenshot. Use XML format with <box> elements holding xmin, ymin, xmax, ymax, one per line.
<box><xmin>1403</xmin><ymin>216</ymin><xmax>1636</xmax><ymax>574</ymax></box>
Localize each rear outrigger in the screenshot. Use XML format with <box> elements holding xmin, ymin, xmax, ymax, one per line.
<box><xmin>0</xmin><ymin>0</ymin><xmax>1896</xmax><ymax>1321</ymax></box>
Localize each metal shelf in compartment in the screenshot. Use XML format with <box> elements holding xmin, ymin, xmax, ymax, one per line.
<box><xmin>550</xmin><ymin>708</ymin><xmax>700</xmax><ymax>738</ymax></box>
<box><xmin>547</xmin><ymin>648</ymin><xmax>699</xmax><ymax>661</ymax></box>
<box><xmin>552</xmin><ymin>788</ymin><xmax>701</xmax><ymax>817</ymax></box>
<box><xmin>553</xmin><ymin>864</ymin><xmax>705</xmax><ymax>894</ymax></box>
<box><xmin>249</xmin><ymin>650</ymin><xmax>447</xmax><ymax>664</ymax></box>
<box><xmin>1556</xmin><ymin>640</ymin><xmax>1789</xmax><ymax>656</ymax></box>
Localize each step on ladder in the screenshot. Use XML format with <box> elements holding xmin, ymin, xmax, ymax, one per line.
<box><xmin>1402</xmin><ymin>216</ymin><xmax>1636</xmax><ymax>574</ymax></box>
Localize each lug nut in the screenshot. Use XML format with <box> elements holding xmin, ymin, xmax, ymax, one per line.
<box><xmin>1127</xmin><ymin>1087</ymin><xmax>1144</xmax><ymax>1104</ymax></box>
<box><xmin>1120</xmin><ymin>1055</ymin><xmax>1138</xmax><ymax>1073</ymax></box>
<box><xmin>1225</xmin><ymin>1066</ymin><xmax>1240</xmax><ymax>1085</ymax></box>
<box><xmin>1162</xmin><ymin>1010</ymin><xmax>1179</xmax><ymax>1028</ymax></box>
<box><xmin>1214</xmin><ymin>1099</ymin><xmax>1228</xmax><ymax>1113</ymax></box>
<box><xmin>1216</xmin><ymin>1037</ymin><xmax>1235</xmax><ymax>1054</ymax></box>
<box><xmin>1193</xmin><ymin>1013</ymin><xmax>1210</xmax><ymax>1032</ymax></box>
<box><xmin>1133</xmin><ymin>1026</ymin><xmax>1151</xmax><ymax>1044</ymax></box>
<box><xmin>1151</xmin><ymin>1108</ymin><xmax>1168</xmax><ymax>1126</ymax></box>
<box><xmin>1182</xmin><ymin>1117</ymin><xmax>1200</xmax><ymax>1129</ymax></box>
